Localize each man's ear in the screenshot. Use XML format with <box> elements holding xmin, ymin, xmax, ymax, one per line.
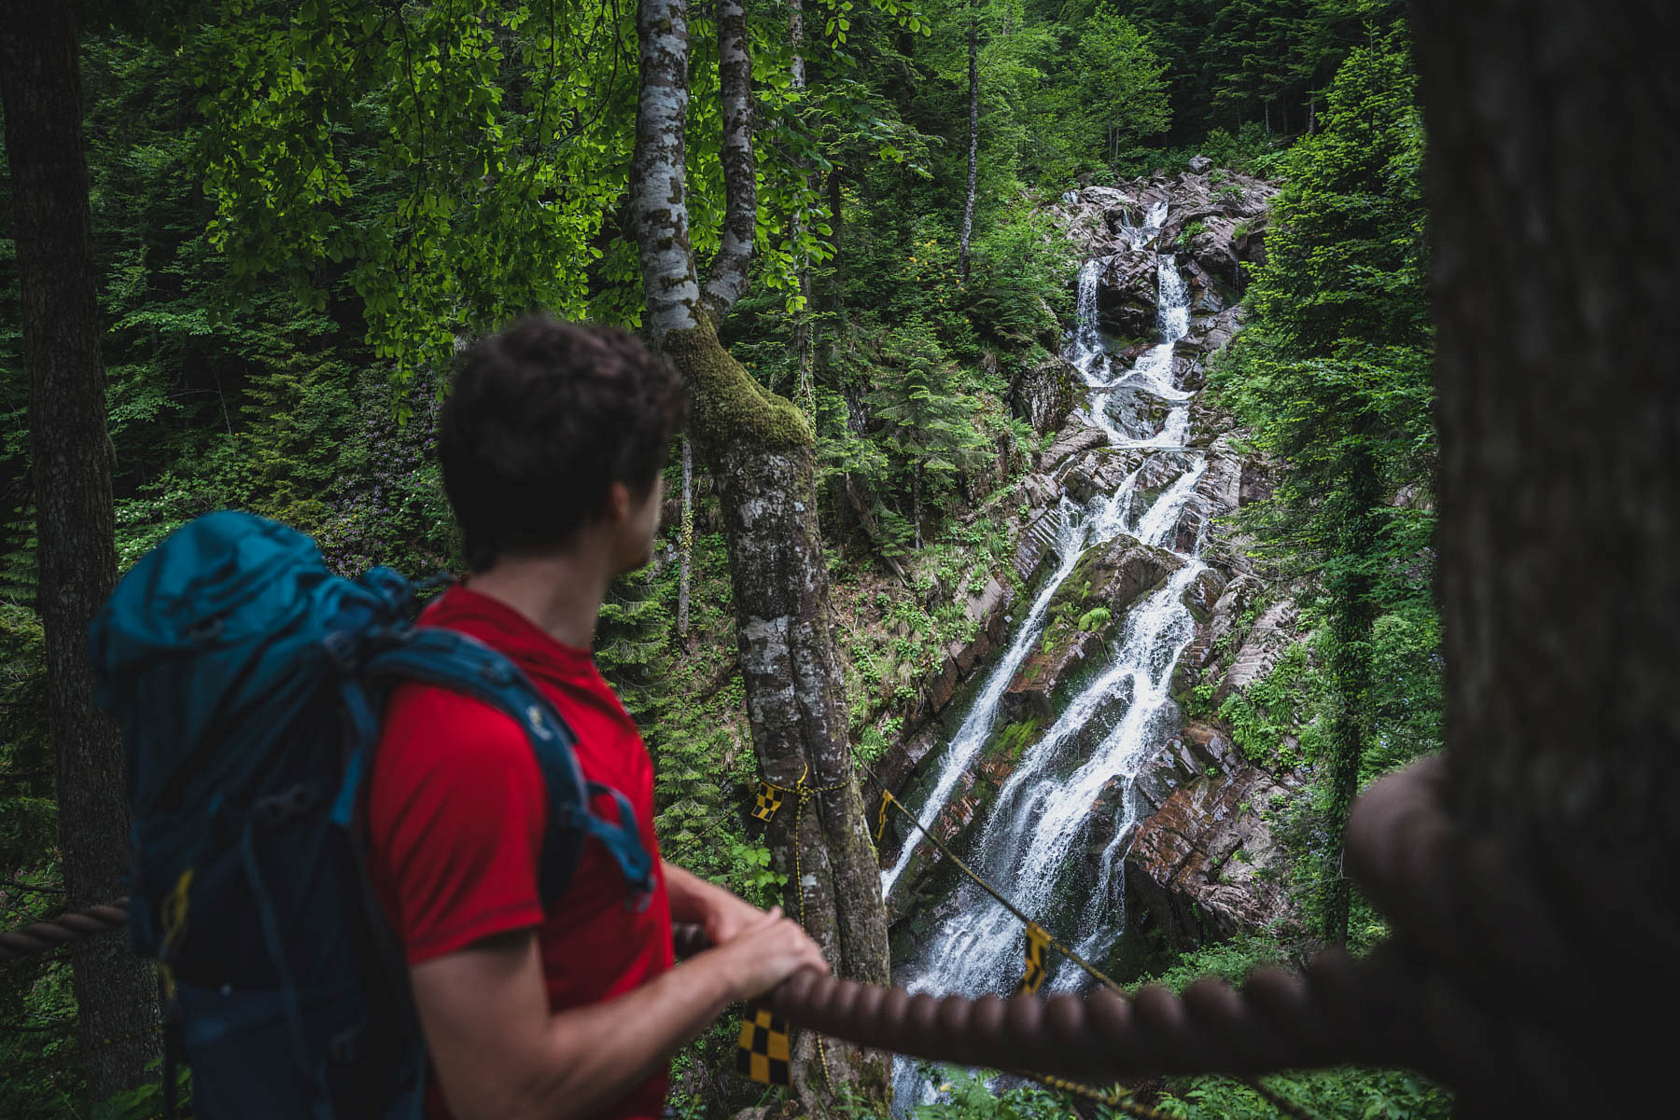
<box><xmin>605</xmin><ymin>480</ymin><xmax>631</xmax><ymax>524</ymax></box>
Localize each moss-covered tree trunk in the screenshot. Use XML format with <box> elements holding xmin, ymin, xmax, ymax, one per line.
<box><xmin>0</xmin><ymin>2</ymin><xmax>160</xmax><ymax>1098</ymax></box>
<box><xmin>630</xmin><ymin>0</ymin><xmax>891</xmax><ymax>1107</ymax></box>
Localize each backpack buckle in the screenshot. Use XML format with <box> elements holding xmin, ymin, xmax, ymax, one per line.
<box><xmin>322</xmin><ymin>630</ymin><xmax>360</xmax><ymax>672</ymax></box>
<box><xmin>253</xmin><ymin>783</ymin><xmax>321</xmax><ymax>827</ymax></box>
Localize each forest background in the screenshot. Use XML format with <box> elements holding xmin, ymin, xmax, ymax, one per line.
<box><xmin>1</xmin><ymin>1</ymin><xmax>1441</xmax><ymax>1117</ymax></box>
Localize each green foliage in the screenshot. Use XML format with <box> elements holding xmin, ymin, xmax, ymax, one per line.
<box><xmin>1216</xmin><ymin>640</ymin><xmax>1319</xmax><ymax>766</ymax></box>
<box><xmin>1207</xmin><ymin>31</ymin><xmax>1435</xmax><ymax>942</ymax></box>
<box><xmin>1158</xmin><ymin>1068</ymin><xmax>1451</xmax><ymax>1120</ymax></box>
<box><xmin>1075</xmin><ymin>606</ymin><xmax>1111</xmax><ymax>632</ymax></box>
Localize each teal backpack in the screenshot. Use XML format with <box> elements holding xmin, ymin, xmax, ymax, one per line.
<box><xmin>87</xmin><ymin>511</ymin><xmax>654</xmax><ymax>1119</ymax></box>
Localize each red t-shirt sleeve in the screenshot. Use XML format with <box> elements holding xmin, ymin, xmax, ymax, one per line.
<box><xmin>367</xmin><ymin>683</ymin><xmax>548</xmax><ymax>966</ymax></box>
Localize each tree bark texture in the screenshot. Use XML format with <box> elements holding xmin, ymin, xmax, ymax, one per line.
<box><xmin>0</xmin><ymin>2</ymin><xmax>160</xmax><ymax>1098</ymax></box>
<box><xmin>957</xmin><ymin>14</ymin><xmax>979</xmax><ymax>283</ymax></box>
<box><xmin>787</xmin><ymin>0</ymin><xmax>816</xmax><ymax>422</ymax></box>
<box><xmin>630</xmin><ymin>0</ymin><xmax>704</xmax><ymax>338</ymax></box>
<box><xmin>698</xmin><ymin>0</ymin><xmax>755</xmax><ymax>321</ymax></box>
<box><xmin>677</xmin><ymin>437</ymin><xmax>692</xmax><ymax>639</ymax></box>
<box><xmin>631</xmin><ymin>0</ymin><xmax>891</xmax><ymax>1105</ymax></box>
<box><xmin>1412</xmin><ymin>0</ymin><xmax>1680</xmax><ymax>873</ymax></box>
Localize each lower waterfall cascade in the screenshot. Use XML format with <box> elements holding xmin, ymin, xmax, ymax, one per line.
<box><xmin>881</xmin><ymin>196</ymin><xmax>1217</xmax><ymax>1108</ymax></box>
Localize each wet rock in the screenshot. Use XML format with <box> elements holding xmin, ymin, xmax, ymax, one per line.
<box><xmin>863</xmin><ymin>726</ymin><xmax>943</xmax><ymax>822</ymax></box>
<box><xmin>1182</xmin><ymin>569</ymin><xmax>1227</xmax><ymax>625</ymax></box>
<box><xmin>1021</xmin><ymin>472</ymin><xmax>1062</xmax><ymax>508</ymax></box>
<box><xmin>1178</xmin><ymin>574</ymin><xmax>1263</xmax><ymax>687</ymax></box>
<box><xmin>1014</xmin><ymin>507</ymin><xmax>1064</xmax><ymax>585</ymax></box>
<box><xmin>928</xmin><ymin>655</ymin><xmax>960</xmax><ymax>712</ymax></box>
<box><xmin>1011</xmin><ymin>355</ymin><xmax>1082</xmax><ymax>435</ymax></box>
<box><xmin>1222</xmin><ymin>598</ymin><xmax>1300</xmax><ymax>697</ymax></box>
<box><xmin>1188</xmin><ymin>154</ymin><xmax>1214</xmax><ymax>175</ymax></box>
<box><xmin>1005</xmin><ymin>536</ymin><xmax>1182</xmax><ymax>719</ymax></box>
<box><xmin>964</xmin><ymin>574</ymin><xmax>1014</xmax><ymax>625</ymax></box>
<box><xmin>1097</xmin><ymin>385</ymin><xmax>1172</xmax><ymax>443</ymax></box>
<box><xmin>1039</xmin><ymin>422</ymin><xmax>1108</xmax><ymax>473</ymax></box>
<box><xmin>1182</xmin><ymin>306</ymin><xmax>1245</xmax><ymax>359</ymax></box>
<box><xmin>1124</xmin><ymin>765</ymin><xmax>1299</xmax><ymax>949</ymax></box>
<box><xmin>1093</xmin><ymin>250</ymin><xmax>1159</xmax><ymax>338</ymax></box>
<box><xmin>1061</xmin><ymin>448</ymin><xmax>1145</xmax><ymax>505</ymax></box>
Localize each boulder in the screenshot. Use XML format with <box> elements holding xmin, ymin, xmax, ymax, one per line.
<box><xmin>1093</xmin><ymin>250</ymin><xmax>1159</xmax><ymax>338</ymax></box>
<box><xmin>1011</xmin><ymin>354</ymin><xmax>1081</xmax><ymax>435</ymax></box>
<box><xmin>1096</xmin><ymin>385</ymin><xmax>1172</xmax><ymax>443</ymax></box>
<box><xmin>1187</xmin><ymin>154</ymin><xmax>1214</xmax><ymax>174</ymax></box>
<box><xmin>1039</xmin><ymin>421</ymin><xmax>1108</xmax><ymax>473</ymax></box>
<box><xmin>1124</xmin><ymin>766</ymin><xmax>1300</xmax><ymax>949</ymax></box>
<box><xmin>1061</xmin><ymin>447</ymin><xmax>1145</xmax><ymax>505</ymax></box>
<box><xmin>1182</xmin><ymin>568</ymin><xmax>1227</xmax><ymax>625</ymax></box>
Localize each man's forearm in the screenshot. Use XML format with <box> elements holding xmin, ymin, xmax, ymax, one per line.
<box><xmin>417</xmin><ymin>930</ymin><xmax>744</xmax><ymax>1120</ymax></box>
<box><xmin>521</xmin><ymin>952</ymin><xmax>741</xmax><ymax>1120</ymax></box>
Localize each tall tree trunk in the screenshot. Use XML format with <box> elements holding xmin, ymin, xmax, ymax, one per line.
<box><xmin>677</xmin><ymin>437</ymin><xmax>692</xmax><ymax>640</ymax></box>
<box><xmin>788</xmin><ymin>0</ymin><xmax>816</xmax><ymax>423</ymax></box>
<box><xmin>1403</xmin><ymin>2</ymin><xmax>1680</xmax><ymax>1107</ymax></box>
<box><xmin>0</xmin><ymin>3</ymin><xmax>160</xmax><ymax>1098</ymax></box>
<box><xmin>957</xmin><ymin>13</ymin><xmax>979</xmax><ymax>283</ymax></box>
<box><xmin>630</xmin><ymin>0</ymin><xmax>890</xmax><ymax>1106</ymax></box>
<box><xmin>1415</xmin><ymin>0</ymin><xmax>1680</xmax><ymax>863</ymax></box>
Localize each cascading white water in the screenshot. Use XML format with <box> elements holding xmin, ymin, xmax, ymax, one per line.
<box><xmin>886</xmin><ymin>190</ymin><xmax>1205</xmax><ymax>1109</ymax></box>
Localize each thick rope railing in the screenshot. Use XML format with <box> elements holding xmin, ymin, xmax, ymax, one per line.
<box><xmin>0</xmin><ymin>899</ymin><xmax>127</xmax><ymax>958</ymax></box>
<box><xmin>9</xmin><ymin>757</ymin><xmax>1672</xmax><ymax>1117</ymax></box>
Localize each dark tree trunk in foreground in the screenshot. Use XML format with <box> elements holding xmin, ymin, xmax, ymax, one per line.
<box><xmin>957</xmin><ymin>14</ymin><xmax>979</xmax><ymax>283</ymax></box>
<box><xmin>1408</xmin><ymin>2</ymin><xmax>1680</xmax><ymax>1105</ymax></box>
<box><xmin>1415</xmin><ymin>0</ymin><xmax>1680</xmax><ymax>868</ymax></box>
<box><xmin>0</xmin><ymin>3</ymin><xmax>160</xmax><ymax>1098</ymax></box>
<box><xmin>631</xmin><ymin>0</ymin><xmax>891</xmax><ymax>1106</ymax></box>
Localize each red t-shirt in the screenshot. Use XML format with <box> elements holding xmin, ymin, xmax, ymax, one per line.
<box><xmin>365</xmin><ymin>584</ymin><xmax>674</xmax><ymax>1120</ymax></box>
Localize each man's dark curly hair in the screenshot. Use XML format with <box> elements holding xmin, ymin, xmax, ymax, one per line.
<box><xmin>439</xmin><ymin>315</ymin><xmax>686</xmax><ymax>572</ymax></box>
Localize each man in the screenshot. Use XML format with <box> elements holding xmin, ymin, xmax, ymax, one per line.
<box><xmin>365</xmin><ymin>316</ymin><xmax>827</xmax><ymax>1120</ymax></box>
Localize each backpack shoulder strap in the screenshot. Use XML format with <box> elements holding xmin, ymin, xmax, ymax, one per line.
<box><xmin>354</xmin><ymin>629</ymin><xmax>654</xmax><ymax>906</ymax></box>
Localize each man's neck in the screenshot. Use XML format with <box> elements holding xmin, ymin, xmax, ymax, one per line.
<box><xmin>465</xmin><ymin>547</ymin><xmax>614</xmax><ymax>652</ymax></box>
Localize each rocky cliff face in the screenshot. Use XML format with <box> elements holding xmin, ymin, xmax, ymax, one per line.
<box><xmin>880</xmin><ymin>165</ymin><xmax>1311</xmax><ymax>958</ymax></box>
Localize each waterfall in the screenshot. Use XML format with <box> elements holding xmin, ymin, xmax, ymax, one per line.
<box><xmin>886</xmin><ymin>191</ymin><xmax>1205</xmax><ymax>1109</ymax></box>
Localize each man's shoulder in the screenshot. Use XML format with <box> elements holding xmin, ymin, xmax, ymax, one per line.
<box><xmin>379</xmin><ymin>678</ymin><xmax>534</xmax><ymax>767</ymax></box>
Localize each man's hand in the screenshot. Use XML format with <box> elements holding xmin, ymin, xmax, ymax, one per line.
<box><xmin>661</xmin><ymin>860</ymin><xmax>827</xmax><ymax>999</ymax></box>
<box><xmin>663</xmin><ymin>859</ymin><xmax>769</xmax><ymax>945</ymax></box>
<box><xmin>707</xmin><ymin>904</ymin><xmax>828</xmax><ymax>1002</ymax></box>
<box><xmin>699</xmin><ymin>882</ymin><xmax>772</xmax><ymax>947</ymax></box>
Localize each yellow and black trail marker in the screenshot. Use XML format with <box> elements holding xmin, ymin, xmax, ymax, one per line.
<box><xmin>751</xmin><ymin>781</ymin><xmax>784</xmax><ymax>823</ymax></box>
<box><xmin>1016</xmin><ymin>922</ymin><xmax>1051</xmax><ymax>995</ymax></box>
<box><xmin>736</xmin><ymin>1005</ymin><xmax>792</xmax><ymax>1086</ymax></box>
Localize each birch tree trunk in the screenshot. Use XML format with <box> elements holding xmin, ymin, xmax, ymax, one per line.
<box><xmin>789</xmin><ymin>0</ymin><xmax>816</xmax><ymax>422</ymax></box>
<box><xmin>957</xmin><ymin>12</ymin><xmax>980</xmax><ymax>283</ymax></box>
<box><xmin>631</xmin><ymin>0</ymin><xmax>891</xmax><ymax>1105</ymax></box>
<box><xmin>0</xmin><ymin>2</ymin><xmax>160</xmax><ymax>1097</ymax></box>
